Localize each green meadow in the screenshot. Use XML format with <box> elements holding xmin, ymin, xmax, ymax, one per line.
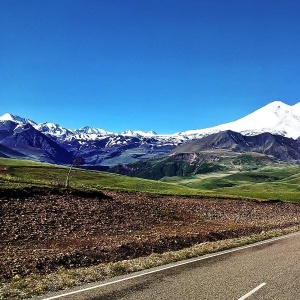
<box><xmin>0</xmin><ymin>158</ymin><xmax>213</xmax><ymax>196</ymax></box>
<box><xmin>164</xmin><ymin>166</ymin><xmax>300</xmax><ymax>203</ymax></box>
<box><xmin>1</xmin><ymin>158</ymin><xmax>300</xmax><ymax>202</ymax></box>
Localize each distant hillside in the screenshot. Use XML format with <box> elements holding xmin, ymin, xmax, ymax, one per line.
<box><xmin>0</xmin><ymin>143</ymin><xmax>26</xmax><ymax>159</ymax></box>
<box><xmin>109</xmin><ymin>130</ymin><xmax>300</xmax><ymax>180</ymax></box>
<box><xmin>172</xmin><ymin>130</ymin><xmax>300</xmax><ymax>163</ymax></box>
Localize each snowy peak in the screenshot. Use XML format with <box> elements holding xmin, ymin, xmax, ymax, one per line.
<box><xmin>263</xmin><ymin>100</ymin><xmax>290</xmax><ymax>110</ymax></box>
<box><xmin>35</xmin><ymin>122</ymin><xmax>71</xmax><ymax>137</ymax></box>
<box><xmin>119</xmin><ymin>130</ymin><xmax>157</xmax><ymax>137</ymax></box>
<box><xmin>175</xmin><ymin>100</ymin><xmax>300</xmax><ymax>139</ymax></box>
<box><xmin>0</xmin><ymin>113</ymin><xmax>37</xmax><ymax>126</ymax></box>
<box><xmin>75</xmin><ymin>126</ymin><xmax>112</xmax><ymax>135</ymax></box>
<box><xmin>228</xmin><ymin>100</ymin><xmax>300</xmax><ymax>138</ymax></box>
<box><xmin>1</xmin><ymin>100</ymin><xmax>300</xmax><ymax>143</ymax></box>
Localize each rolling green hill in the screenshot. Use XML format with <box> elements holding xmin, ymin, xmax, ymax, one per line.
<box><xmin>109</xmin><ymin>152</ymin><xmax>275</xmax><ymax>180</ymax></box>
<box><xmin>0</xmin><ymin>158</ymin><xmax>213</xmax><ymax>196</ymax></box>
<box><xmin>164</xmin><ymin>165</ymin><xmax>300</xmax><ymax>203</ymax></box>
<box><xmin>1</xmin><ymin>157</ymin><xmax>300</xmax><ymax>203</ymax></box>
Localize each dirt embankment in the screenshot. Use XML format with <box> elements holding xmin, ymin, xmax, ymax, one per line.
<box><xmin>1</xmin><ymin>189</ymin><xmax>300</xmax><ymax>279</ymax></box>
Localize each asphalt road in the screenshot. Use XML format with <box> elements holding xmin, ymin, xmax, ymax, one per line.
<box><xmin>40</xmin><ymin>232</ymin><xmax>300</xmax><ymax>300</ymax></box>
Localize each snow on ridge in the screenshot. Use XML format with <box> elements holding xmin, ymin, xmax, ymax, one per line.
<box><xmin>119</xmin><ymin>130</ymin><xmax>157</xmax><ymax>137</ymax></box>
<box><xmin>2</xmin><ymin>100</ymin><xmax>300</xmax><ymax>141</ymax></box>
<box><xmin>173</xmin><ymin>100</ymin><xmax>300</xmax><ymax>140</ymax></box>
<box><xmin>0</xmin><ymin>112</ymin><xmax>37</xmax><ymax>126</ymax></box>
<box><xmin>75</xmin><ymin>126</ymin><xmax>112</xmax><ymax>136</ymax></box>
<box><xmin>34</xmin><ymin>122</ymin><xmax>71</xmax><ymax>137</ymax></box>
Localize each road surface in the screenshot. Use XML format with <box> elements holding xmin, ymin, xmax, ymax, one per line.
<box><xmin>40</xmin><ymin>232</ymin><xmax>300</xmax><ymax>300</ymax></box>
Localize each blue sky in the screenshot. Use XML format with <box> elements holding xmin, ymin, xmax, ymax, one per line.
<box><xmin>1</xmin><ymin>0</ymin><xmax>300</xmax><ymax>133</ymax></box>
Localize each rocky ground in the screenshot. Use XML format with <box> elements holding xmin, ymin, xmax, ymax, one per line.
<box><xmin>1</xmin><ymin>189</ymin><xmax>300</xmax><ymax>279</ymax></box>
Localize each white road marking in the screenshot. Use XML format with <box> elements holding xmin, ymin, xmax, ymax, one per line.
<box><xmin>42</xmin><ymin>231</ymin><xmax>300</xmax><ymax>300</ymax></box>
<box><xmin>238</xmin><ymin>282</ymin><xmax>266</xmax><ymax>300</ymax></box>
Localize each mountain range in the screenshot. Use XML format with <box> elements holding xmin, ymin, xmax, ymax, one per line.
<box><xmin>110</xmin><ymin>130</ymin><xmax>300</xmax><ymax>180</ymax></box>
<box><xmin>0</xmin><ymin>100</ymin><xmax>300</xmax><ymax>172</ymax></box>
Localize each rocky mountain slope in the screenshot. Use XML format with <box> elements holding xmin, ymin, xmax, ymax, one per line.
<box><xmin>172</xmin><ymin>130</ymin><xmax>300</xmax><ymax>162</ymax></box>
<box><xmin>109</xmin><ymin>130</ymin><xmax>300</xmax><ymax>180</ymax></box>
<box><xmin>0</xmin><ymin>100</ymin><xmax>300</xmax><ymax>167</ymax></box>
<box><xmin>0</xmin><ymin>121</ymin><xmax>72</xmax><ymax>164</ymax></box>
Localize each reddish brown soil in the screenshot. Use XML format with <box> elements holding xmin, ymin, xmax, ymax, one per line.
<box><xmin>1</xmin><ymin>189</ymin><xmax>300</xmax><ymax>279</ymax></box>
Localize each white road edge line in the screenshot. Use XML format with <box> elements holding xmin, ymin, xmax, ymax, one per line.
<box><xmin>238</xmin><ymin>282</ymin><xmax>266</xmax><ymax>300</ymax></box>
<box><xmin>42</xmin><ymin>231</ymin><xmax>300</xmax><ymax>300</ymax></box>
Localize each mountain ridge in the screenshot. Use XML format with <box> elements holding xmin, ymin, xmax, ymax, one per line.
<box><xmin>2</xmin><ymin>100</ymin><xmax>300</xmax><ymax>139</ymax></box>
<box><xmin>1</xmin><ymin>100</ymin><xmax>300</xmax><ymax>167</ymax></box>
<box><xmin>174</xmin><ymin>101</ymin><xmax>300</xmax><ymax>139</ymax></box>
<box><xmin>172</xmin><ymin>130</ymin><xmax>300</xmax><ymax>161</ymax></box>
<box><xmin>110</xmin><ymin>130</ymin><xmax>300</xmax><ymax>180</ymax></box>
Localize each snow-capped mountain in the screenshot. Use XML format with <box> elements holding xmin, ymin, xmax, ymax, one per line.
<box><xmin>0</xmin><ymin>113</ymin><xmax>181</xmax><ymax>166</ymax></box>
<box><xmin>0</xmin><ymin>113</ymin><xmax>37</xmax><ymax>126</ymax></box>
<box><xmin>0</xmin><ymin>100</ymin><xmax>300</xmax><ymax>166</ymax></box>
<box><xmin>119</xmin><ymin>130</ymin><xmax>158</xmax><ymax>137</ymax></box>
<box><xmin>174</xmin><ymin>101</ymin><xmax>300</xmax><ymax>139</ymax></box>
<box><xmin>0</xmin><ymin>121</ymin><xmax>72</xmax><ymax>164</ymax></box>
<box><xmin>75</xmin><ymin>126</ymin><xmax>112</xmax><ymax>136</ymax></box>
<box><xmin>2</xmin><ymin>100</ymin><xmax>300</xmax><ymax>141</ymax></box>
<box><xmin>35</xmin><ymin>122</ymin><xmax>73</xmax><ymax>138</ymax></box>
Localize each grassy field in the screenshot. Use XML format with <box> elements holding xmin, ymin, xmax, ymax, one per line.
<box><xmin>1</xmin><ymin>158</ymin><xmax>300</xmax><ymax>202</ymax></box>
<box><xmin>165</xmin><ymin>165</ymin><xmax>300</xmax><ymax>202</ymax></box>
<box><xmin>0</xmin><ymin>158</ymin><xmax>217</xmax><ymax>197</ymax></box>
